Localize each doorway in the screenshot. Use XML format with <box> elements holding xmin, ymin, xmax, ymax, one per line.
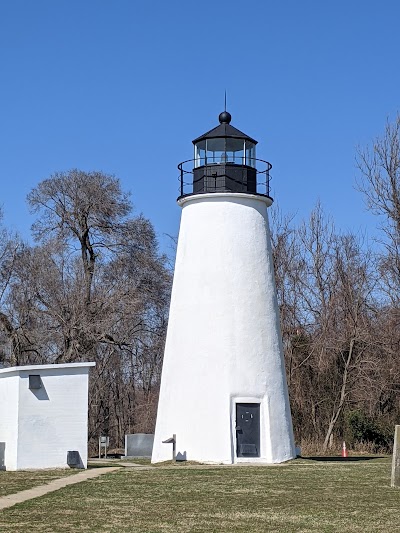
<box><xmin>236</xmin><ymin>403</ymin><xmax>260</xmax><ymax>458</ymax></box>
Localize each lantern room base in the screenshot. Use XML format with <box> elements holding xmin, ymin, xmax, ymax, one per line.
<box><xmin>177</xmin><ymin>191</ymin><xmax>273</xmax><ymax>207</ymax></box>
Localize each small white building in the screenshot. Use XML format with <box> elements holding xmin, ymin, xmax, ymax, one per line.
<box><xmin>0</xmin><ymin>362</ymin><xmax>95</xmax><ymax>470</ymax></box>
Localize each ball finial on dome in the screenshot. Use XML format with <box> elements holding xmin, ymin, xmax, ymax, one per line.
<box><xmin>219</xmin><ymin>111</ymin><xmax>232</xmax><ymax>124</ymax></box>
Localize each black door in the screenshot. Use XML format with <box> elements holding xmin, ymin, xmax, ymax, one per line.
<box><xmin>236</xmin><ymin>403</ymin><xmax>260</xmax><ymax>458</ymax></box>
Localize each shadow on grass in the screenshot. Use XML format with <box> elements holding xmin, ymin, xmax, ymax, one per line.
<box><xmin>304</xmin><ymin>456</ymin><xmax>386</xmax><ymax>462</ymax></box>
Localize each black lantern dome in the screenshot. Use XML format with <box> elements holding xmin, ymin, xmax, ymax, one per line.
<box><xmin>178</xmin><ymin>112</ymin><xmax>272</xmax><ymax>199</ymax></box>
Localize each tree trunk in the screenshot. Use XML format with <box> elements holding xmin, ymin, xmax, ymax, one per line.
<box><xmin>322</xmin><ymin>338</ymin><xmax>355</xmax><ymax>451</ymax></box>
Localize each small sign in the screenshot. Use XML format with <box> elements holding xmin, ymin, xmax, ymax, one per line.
<box><xmin>98</xmin><ymin>436</ymin><xmax>109</xmax><ymax>459</ymax></box>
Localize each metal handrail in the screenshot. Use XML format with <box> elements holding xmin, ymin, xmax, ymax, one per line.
<box><xmin>177</xmin><ymin>158</ymin><xmax>272</xmax><ymax>198</ymax></box>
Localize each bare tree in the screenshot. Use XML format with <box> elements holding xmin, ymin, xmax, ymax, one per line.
<box><xmin>7</xmin><ymin>170</ymin><xmax>173</xmax><ymax>449</ymax></box>
<box><xmin>320</xmin><ymin>234</ymin><xmax>376</xmax><ymax>450</ymax></box>
<box><xmin>357</xmin><ymin>114</ymin><xmax>400</xmax><ymax>304</ymax></box>
<box><xmin>0</xmin><ymin>209</ymin><xmax>27</xmax><ymax>366</ymax></box>
<box><xmin>28</xmin><ymin>170</ymin><xmax>132</xmax><ymax>305</ymax></box>
<box><xmin>271</xmin><ymin>204</ymin><xmax>380</xmax><ymax>450</ymax></box>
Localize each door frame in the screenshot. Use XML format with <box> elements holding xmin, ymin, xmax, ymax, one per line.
<box><xmin>231</xmin><ymin>396</ymin><xmax>269</xmax><ymax>463</ymax></box>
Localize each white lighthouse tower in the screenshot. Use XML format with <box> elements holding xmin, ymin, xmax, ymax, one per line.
<box><xmin>152</xmin><ymin>111</ymin><xmax>295</xmax><ymax>464</ymax></box>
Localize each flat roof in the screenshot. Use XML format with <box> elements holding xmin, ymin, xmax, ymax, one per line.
<box><xmin>0</xmin><ymin>362</ymin><xmax>96</xmax><ymax>375</ymax></box>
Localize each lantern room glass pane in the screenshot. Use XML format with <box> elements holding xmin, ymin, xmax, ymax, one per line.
<box><xmin>194</xmin><ymin>140</ymin><xmax>206</xmax><ymax>167</ymax></box>
<box><xmin>206</xmin><ymin>138</ymin><xmax>245</xmax><ymax>165</ymax></box>
<box><xmin>245</xmin><ymin>141</ymin><xmax>256</xmax><ymax>168</ymax></box>
<box><xmin>194</xmin><ymin>138</ymin><xmax>255</xmax><ymax>167</ymax></box>
<box><xmin>205</xmin><ymin>138</ymin><xmax>224</xmax><ymax>164</ymax></box>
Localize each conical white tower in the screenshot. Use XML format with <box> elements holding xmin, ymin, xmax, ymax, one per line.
<box><xmin>152</xmin><ymin>111</ymin><xmax>295</xmax><ymax>464</ymax></box>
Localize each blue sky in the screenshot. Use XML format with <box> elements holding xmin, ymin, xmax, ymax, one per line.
<box><xmin>0</xmin><ymin>0</ymin><xmax>399</xmax><ymax>255</ymax></box>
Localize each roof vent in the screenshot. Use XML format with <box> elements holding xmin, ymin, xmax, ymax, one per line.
<box><xmin>28</xmin><ymin>375</ymin><xmax>42</xmax><ymax>390</ymax></box>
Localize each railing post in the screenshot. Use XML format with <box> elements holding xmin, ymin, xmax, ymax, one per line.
<box><xmin>180</xmin><ymin>167</ymin><xmax>183</xmax><ymax>197</ymax></box>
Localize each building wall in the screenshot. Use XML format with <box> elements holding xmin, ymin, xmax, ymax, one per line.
<box><xmin>16</xmin><ymin>366</ymin><xmax>91</xmax><ymax>470</ymax></box>
<box><xmin>0</xmin><ymin>363</ymin><xmax>94</xmax><ymax>471</ymax></box>
<box><xmin>152</xmin><ymin>193</ymin><xmax>295</xmax><ymax>464</ymax></box>
<box><xmin>0</xmin><ymin>372</ymin><xmax>19</xmax><ymax>470</ymax></box>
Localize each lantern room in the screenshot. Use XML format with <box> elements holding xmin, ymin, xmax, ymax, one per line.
<box><xmin>178</xmin><ymin>111</ymin><xmax>272</xmax><ymax>198</ymax></box>
<box><xmin>193</xmin><ymin>111</ymin><xmax>257</xmax><ymax>168</ymax></box>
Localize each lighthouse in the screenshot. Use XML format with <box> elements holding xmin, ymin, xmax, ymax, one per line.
<box><xmin>152</xmin><ymin>111</ymin><xmax>295</xmax><ymax>464</ymax></box>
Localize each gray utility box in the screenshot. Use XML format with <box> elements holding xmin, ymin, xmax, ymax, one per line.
<box><xmin>125</xmin><ymin>433</ymin><xmax>154</xmax><ymax>458</ymax></box>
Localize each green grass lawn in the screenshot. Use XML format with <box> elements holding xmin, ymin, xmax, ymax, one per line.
<box><xmin>0</xmin><ymin>469</ymin><xmax>78</xmax><ymax>498</ymax></box>
<box><xmin>0</xmin><ymin>457</ymin><xmax>399</xmax><ymax>532</ymax></box>
<box><xmin>117</xmin><ymin>457</ymin><xmax>152</xmax><ymax>465</ymax></box>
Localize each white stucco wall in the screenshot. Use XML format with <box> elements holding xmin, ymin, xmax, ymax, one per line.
<box><xmin>152</xmin><ymin>193</ymin><xmax>295</xmax><ymax>464</ymax></box>
<box><xmin>0</xmin><ymin>362</ymin><xmax>94</xmax><ymax>470</ymax></box>
<box><xmin>0</xmin><ymin>371</ymin><xmax>19</xmax><ymax>470</ymax></box>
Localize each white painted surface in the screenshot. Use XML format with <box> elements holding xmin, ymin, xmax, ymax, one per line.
<box><xmin>0</xmin><ymin>363</ymin><xmax>96</xmax><ymax>375</ymax></box>
<box><xmin>152</xmin><ymin>193</ymin><xmax>295</xmax><ymax>464</ymax></box>
<box><xmin>0</xmin><ymin>372</ymin><xmax>19</xmax><ymax>470</ymax></box>
<box><xmin>0</xmin><ymin>363</ymin><xmax>95</xmax><ymax>470</ymax></box>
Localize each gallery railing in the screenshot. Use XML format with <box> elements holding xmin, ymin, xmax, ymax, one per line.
<box><xmin>177</xmin><ymin>157</ymin><xmax>272</xmax><ymax>199</ymax></box>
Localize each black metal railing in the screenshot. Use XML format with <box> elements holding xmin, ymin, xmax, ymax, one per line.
<box><xmin>177</xmin><ymin>158</ymin><xmax>272</xmax><ymax>198</ymax></box>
